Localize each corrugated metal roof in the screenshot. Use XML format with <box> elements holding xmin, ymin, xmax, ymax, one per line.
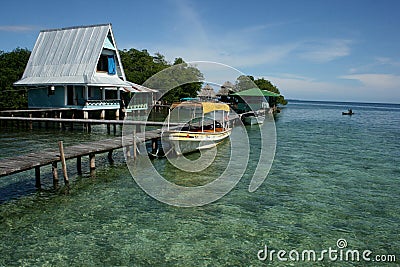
<box><xmin>14</xmin><ymin>23</ymin><xmax>128</xmax><ymax>87</ymax></box>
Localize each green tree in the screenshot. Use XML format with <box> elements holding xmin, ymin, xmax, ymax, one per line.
<box><xmin>144</xmin><ymin>58</ymin><xmax>204</xmax><ymax>103</ymax></box>
<box><xmin>0</xmin><ymin>48</ymin><xmax>30</xmax><ymax>109</ymax></box>
<box><xmin>119</xmin><ymin>48</ymin><xmax>169</xmax><ymax>85</ymax></box>
<box><xmin>254</xmin><ymin>77</ymin><xmax>287</xmax><ymax>105</ymax></box>
<box><xmin>234</xmin><ymin>75</ymin><xmax>256</xmax><ymax>91</ymax></box>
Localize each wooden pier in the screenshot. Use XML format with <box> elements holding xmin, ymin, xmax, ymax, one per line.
<box><xmin>0</xmin><ymin>116</ymin><xmax>173</xmax><ymax>134</ymax></box>
<box><xmin>0</xmin><ymin>128</ymin><xmax>162</xmax><ymax>189</ymax></box>
<box><xmin>0</xmin><ymin>114</ymin><xmax>240</xmax><ymax>190</ymax></box>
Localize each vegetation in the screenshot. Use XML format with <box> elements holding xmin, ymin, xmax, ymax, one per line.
<box><xmin>0</xmin><ymin>48</ymin><xmax>286</xmax><ymax>109</ymax></box>
<box><xmin>0</xmin><ymin>48</ymin><xmax>30</xmax><ymax>109</ymax></box>
<box><xmin>235</xmin><ymin>75</ymin><xmax>287</xmax><ymax>105</ymax></box>
<box><xmin>143</xmin><ymin>57</ymin><xmax>204</xmax><ymax>103</ymax></box>
<box><xmin>119</xmin><ymin>49</ymin><xmax>203</xmax><ymax>103</ymax></box>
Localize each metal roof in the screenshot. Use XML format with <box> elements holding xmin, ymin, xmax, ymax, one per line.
<box><xmin>14</xmin><ymin>23</ymin><xmax>129</xmax><ymax>87</ymax></box>
<box><xmin>124</xmin><ymin>81</ymin><xmax>159</xmax><ymax>93</ymax></box>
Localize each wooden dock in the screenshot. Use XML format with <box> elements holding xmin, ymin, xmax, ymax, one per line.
<box><xmin>0</xmin><ymin>129</ymin><xmax>161</xmax><ymax>189</ymax></box>
<box><xmin>0</xmin><ymin>116</ymin><xmax>180</xmax><ymax>134</ymax></box>
<box><xmin>0</xmin><ymin>115</ymin><xmax>240</xmax><ymax>190</ymax></box>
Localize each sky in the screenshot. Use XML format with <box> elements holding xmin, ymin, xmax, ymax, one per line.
<box><xmin>1</xmin><ymin>0</ymin><xmax>400</xmax><ymax>103</ymax></box>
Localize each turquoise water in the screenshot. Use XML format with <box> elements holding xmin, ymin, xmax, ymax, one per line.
<box><xmin>0</xmin><ymin>101</ymin><xmax>399</xmax><ymax>266</ymax></box>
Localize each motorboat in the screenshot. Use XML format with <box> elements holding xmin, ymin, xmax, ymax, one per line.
<box><xmin>162</xmin><ymin>101</ymin><xmax>231</xmax><ymax>156</ymax></box>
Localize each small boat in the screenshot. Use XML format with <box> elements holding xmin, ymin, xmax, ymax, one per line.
<box><xmin>241</xmin><ymin>110</ymin><xmax>265</xmax><ymax>125</ymax></box>
<box><xmin>243</xmin><ymin>115</ymin><xmax>265</xmax><ymax>125</ymax></box>
<box><xmin>162</xmin><ymin>101</ymin><xmax>231</xmax><ymax>156</ymax></box>
<box><xmin>342</xmin><ymin>109</ymin><xmax>354</xmax><ymax>115</ymax></box>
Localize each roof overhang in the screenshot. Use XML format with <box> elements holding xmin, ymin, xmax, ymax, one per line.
<box><xmin>122</xmin><ymin>81</ymin><xmax>158</xmax><ymax>93</ymax></box>
<box><xmin>14</xmin><ymin>75</ymin><xmax>131</xmax><ymax>88</ymax></box>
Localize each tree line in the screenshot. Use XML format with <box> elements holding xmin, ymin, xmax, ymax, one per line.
<box><xmin>0</xmin><ymin>48</ymin><xmax>286</xmax><ymax>109</ymax></box>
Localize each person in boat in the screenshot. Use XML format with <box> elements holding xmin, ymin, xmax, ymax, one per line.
<box><xmin>348</xmin><ymin>109</ymin><xmax>353</xmax><ymax>114</ymax></box>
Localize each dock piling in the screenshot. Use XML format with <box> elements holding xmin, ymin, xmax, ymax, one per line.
<box><xmin>89</xmin><ymin>153</ymin><xmax>96</xmax><ymax>170</ymax></box>
<box><xmin>52</xmin><ymin>162</ymin><xmax>59</xmax><ymax>189</ymax></box>
<box><xmin>108</xmin><ymin>150</ymin><xmax>114</xmax><ymax>164</ymax></box>
<box><xmin>58</xmin><ymin>141</ymin><xmax>69</xmax><ymax>188</ymax></box>
<box><xmin>77</xmin><ymin>156</ymin><xmax>82</xmax><ymax>175</ymax></box>
<box><xmin>133</xmin><ymin>129</ymin><xmax>137</xmax><ymax>160</ymax></box>
<box><xmin>35</xmin><ymin>166</ymin><xmax>41</xmax><ymax>188</ymax></box>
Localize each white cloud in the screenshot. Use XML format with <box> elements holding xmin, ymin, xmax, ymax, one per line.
<box><xmin>340</xmin><ymin>73</ymin><xmax>400</xmax><ymax>89</ymax></box>
<box><xmin>258</xmin><ymin>73</ymin><xmax>400</xmax><ymax>103</ymax></box>
<box><xmin>349</xmin><ymin>57</ymin><xmax>400</xmax><ymax>73</ymax></box>
<box><xmin>297</xmin><ymin>39</ymin><xmax>352</xmax><ymax>63</ymax></box>
<box><xmin>0</xmin><ymin>25</ymin><xmax>37</xmax><ymax>32</ymax></box>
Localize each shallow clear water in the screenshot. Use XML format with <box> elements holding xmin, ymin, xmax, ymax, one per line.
<box><xmin>0</xmin><ymin>101</ymin><xmax>399</xmax><ymax>266</ymax></box>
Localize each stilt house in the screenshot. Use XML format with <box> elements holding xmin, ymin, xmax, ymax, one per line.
<box><xmin>14</xmin><ymin>23</ymin><xmax>155</xmax><ymax>117</ymax></box>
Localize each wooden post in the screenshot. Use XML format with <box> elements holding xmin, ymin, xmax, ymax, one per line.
<box><xmin>35</xmin><ymin>166</ymin><xmax>41</xmax><ymax>188</ymax></box>
<box><xmin>152</xmin><ymin>138</ymin><xmax>158</xmax><ymax>154</ymax></box>
<box><xmin>58</xmin><ymin>141</ymin><xmax>69</xmax><ymax>188</ymax></box>
<box><xmin>107</xmin><ymin>123</ymin><xmax>111</xmax><ymax>134</ymax></box>
<box><xmin>133</xmin><ymin>129</ymin><xmax>137</xmax><ymax>160</ymax></box>
<box><xmin>126</xmin><ymin>146</ymin><xmax>131</xmax><ymax>158</ymax></box>
<box><xmin>29</xmin><ymin>114</ymin><xmax>33</xmax><ymax>130</ymax></box>
<box><xmin>113</xmin><ymin>124</ymin><xmax>116</xmax><ymax>135</ymax></box>
<box><xmin>77</xmin><ymin>156</ymin><xmax>82</xmax><ymax>175</ymax></box>
<box><xmin>52</xmin><ymin>162</ymin><xmax>59</xmax><ymax>189</ymax></box>
<box><xmin>89</xmin><ymin>153</ymin><xmax>96</xmax><ymax>170</ymax></box>
<box><xmin>108</xmin><ymin>150</ymin><xmax>114</xmax><ymax>164</ymax></box>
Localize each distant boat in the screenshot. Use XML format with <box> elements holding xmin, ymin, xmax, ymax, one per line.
<box><xmin>162</xmin><ymin>101</ymin><xmax>231</xmax><ymax>156</ymax></box>
<box><xmin>342</xmin><ymin>109</ymin><xmax>354</xmax><ymax>116</ymax></box>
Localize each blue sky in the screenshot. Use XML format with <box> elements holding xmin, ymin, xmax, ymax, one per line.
<box><xmin>1</xmin><ymin>0</ymin><xmax>400</xmax><ymax>103</ymax></box>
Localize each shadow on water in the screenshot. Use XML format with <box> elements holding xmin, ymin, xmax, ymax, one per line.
<box><xmin>0</xmin><ymin>178</ymin><xmax>37</xmax><ymax>204</ymax></box>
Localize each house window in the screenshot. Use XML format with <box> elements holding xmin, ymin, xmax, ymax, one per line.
<box><xmin>97</xmin><ymin>54</ymin><xmax>116</xmax><ymax>75</ymax></box>
<box><xmin>97</xmin><ymin>55</ymin><xmax>109</xmax><ymax>72</ymax></box>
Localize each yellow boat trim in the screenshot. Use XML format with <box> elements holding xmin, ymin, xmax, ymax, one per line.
<box><xmin>170</xmin><ymin>101</ymin><xmax>230</xmax><ymax>114</ymax></box>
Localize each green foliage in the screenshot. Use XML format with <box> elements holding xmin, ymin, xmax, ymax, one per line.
<box><xmin>254</xmin><ymin>77</ymin><xmax>287</xmax><ymax>105</ymax></box>
<box><xmin>119</xmin><ymin>48</ymin><xmax>169</xmax><ymax>85</ymax></box>
<box><xmin>0</xmin><ymin>48</ymin><xmax>30</xmax><ymax>109</ymax></box>
<box><xmin>120</xmin><ymin>51</ymin><xmax>203</xmax><ymax>103</ymax></box>
<box><xmin>234</xmin><ymin>75</ymin><xmax>256</xmax><ymax>91</ymax></box>
<box><xmin>234</xmin><ymin>75</ymin><xmax>287</xmax><ymax>105</ymax></box>
<box><xmin>143</xmin><ymin>58</ymin><xmax>204</xmax><ymax>103</ymax></box>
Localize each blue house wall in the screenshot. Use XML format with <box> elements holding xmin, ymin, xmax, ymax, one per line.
<box><xmin>28</xmin><ymin>86</ymin><xmax>65</xmax><ymax>108</ymax></box>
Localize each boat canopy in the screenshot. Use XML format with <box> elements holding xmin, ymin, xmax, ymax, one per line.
<box><xmin>171</xmin><ymin>101</ymin><xmax>230</xmax><ymax>114</ymax></box>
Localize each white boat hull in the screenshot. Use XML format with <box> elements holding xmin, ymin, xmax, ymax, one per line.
<box><xmin>243</xmin><ymin>115</ymin><xmax>265</xmax><ymax>125</ymax></box>
<box><xmin>162</xmin><ymin>129</ymin><xmax>231</xmax><ymax>155</ymax></box>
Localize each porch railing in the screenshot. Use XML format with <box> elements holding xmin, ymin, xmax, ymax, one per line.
<box><xmin>84</xmin><ymin>99</ymin><xmax>120</xmax><ymax>108</ymax></box>
<box><xmin>126</xmin><ymin>103</ymin><xmax>148</xmax><ymax>111</ymax></box>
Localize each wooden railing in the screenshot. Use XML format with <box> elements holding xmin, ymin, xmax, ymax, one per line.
<box><xmin>126</xmin><ymin>103</ymin><xmax>148</xmax><ymax>110</ymax></box>
<box><xmin>85</xmin><ymin>99</ymin><xmax>120</xmax><ymax>108</ymax></box>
